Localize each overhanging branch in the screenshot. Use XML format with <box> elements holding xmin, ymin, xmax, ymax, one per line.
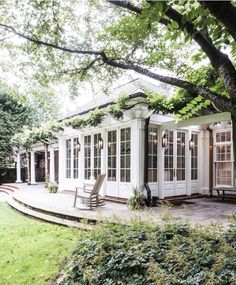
<box><xmin>0</xmin><ymin>22</ymin><xmax>232</xmax><ymax>112</ymax></box>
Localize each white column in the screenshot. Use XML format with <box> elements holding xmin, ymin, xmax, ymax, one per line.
<box><xmin>58</xmin><ymin>137</ymin><xmax>66</xmax><ymax>191</ymax></box>
<box><xmin>131</xmin><ymin>119</ymin><xmax>145</xmax><ymax>189</ymax></box>
<box><xmin>15</xmin><ymin>152</ymin><xmax>22</xmax><ymax>183</ymax></box>
<box><xmin>49</xmin><ymin>147</ymin><xmax>55</xmax><ymax>182</ymax></box>
<box><xmin>199</xmin><ymin>129</ymin><xmax>210</xmax><ymax>194</ymax></box>
<box><xmin>186</xmin><ymin>129</ymin><xmax>192</xmax><ymax>196</ymax></box>
<box><xmin>158</xmin><ymin>129</ymin><xmax>165</xmax><ymax>199</ymax></box>
<box><xmin>30</xmin><ymin>151</ymin><xmax>36</xmax><ymax>185</ymax></box>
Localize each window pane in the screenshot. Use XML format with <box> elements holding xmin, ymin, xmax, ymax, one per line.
<box><xmin>84</xmin><ymin>135</ymin><xmax>91</xmax><ymax>179</ymax></box>
<box><xmin>73</xmin><ymin>138</ymin><xmax>79</xmax><ymax>179</ymax></box>
<box><xmin>107</xmin><ymin>130</ymin><xmax>117</xmax><ymax>181</ymax></box>
<box><xmin>191</xmin><ymin>134</ymin><xmax>198</xmax><ymax>180</ymax></box>
<box><xmin>148</xmin><ymin>126</ymin><xmax>158</xmax><ymax>182</ymax></box>
<box><xmin>66</xmin><ymin>139</ymin><xmax>71</xmax><ymax>178</ymax></box>
<box><xmin>120</xmin><ymin>128</ymin><xmax>131</xmax><ymax>182</ymax></box>
<box><xmin>94</xmin><ymin>133</ymin><xmax>102</xmax><ymax>179</ymax></box>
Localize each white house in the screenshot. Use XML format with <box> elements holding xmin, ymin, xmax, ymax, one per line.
<box><xmin>15</xmin><ymin>78</ymin><xmax>234</xmax><ymax>200</ymax></box>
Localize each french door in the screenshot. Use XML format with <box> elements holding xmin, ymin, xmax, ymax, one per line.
<box><xmin>164</xmin><ymin>130</ymin><xmax>187</xmax><ymax>196</ymax></box>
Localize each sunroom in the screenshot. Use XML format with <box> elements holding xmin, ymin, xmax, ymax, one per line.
<box><xmin>56</xmin><ymin>80</ymin><xmax>234</xmax><ymax>200</ymax></box>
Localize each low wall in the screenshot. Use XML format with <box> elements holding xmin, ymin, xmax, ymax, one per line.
<box><xmin>0</xmin><ymin>168</ymin><xmax>27</xmax><ymax>184</ymax></box>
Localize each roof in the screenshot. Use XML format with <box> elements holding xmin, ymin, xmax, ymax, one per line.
<box><xmin>59</xmin><ymin>78</ymin><xmax>172</xmax><ymax>121</ymax></box>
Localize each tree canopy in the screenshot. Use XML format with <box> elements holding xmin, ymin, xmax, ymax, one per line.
<box><xmin>0</xmin><ymin>87</ymin><xmax>39</xmax><ymax>166</ymax></box>
<box><xmin>0</xmin><ymin>1</ymin><xmax>236</xmax><ymax>179</ymax></box>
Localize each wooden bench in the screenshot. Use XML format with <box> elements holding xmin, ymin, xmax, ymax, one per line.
<box><xmin>213</xmin><ymin>187</ymin><xmax>236</xmax><ymax>201</ymax></box>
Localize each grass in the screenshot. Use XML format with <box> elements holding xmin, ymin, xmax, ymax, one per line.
<box><xmin>0</xmin><ymin>202</ymin><xmax>81</xmax><ymax>285</ymax></box>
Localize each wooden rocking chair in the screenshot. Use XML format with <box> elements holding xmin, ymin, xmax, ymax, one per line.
<box><xmin>73</xmin><ymin>174</ymin><xmax>106</xmax><ymax>209</ymax></box>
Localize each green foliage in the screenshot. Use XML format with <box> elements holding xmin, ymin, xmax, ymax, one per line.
<box><xmin>45</xmin><ymin>181</ymin><xmax>58</xmax><ymax>193</ymax></box>
<box><xmin>127</xmin><ymin>187</ymin><xmax>145</xmax><ymax>210</ymax></box>
<box><xmin>174</xmin><ymin>66</ymin><xmax>228</xmax><ymax>120</ymax></box>
<box><xmin>61</xmin><ymin>223</ymin><xmax>236</xmax><ymax>285</ymax></box>
<box><xmin>66</xmin><ymin>108</ymin><xmax>105</xmax><ymax>129</ymax></box>
<box><xmin>12</xmin><ymin>122</ymin><xmax>64</xmax><ymax>150</ymax></box>
<box><xmin>0</xmin><ymin>88</ymin><xmax>39</xmax><ymax>166</ymax></box>
<box><xmin>107</xmin><ymin>105</ymin><xmax>123</xmax><ymax>119</ymax></box>
<box><xmin>86</xmin><ymin>109</ymin><xmax>106</xmax><ymax>127</ymax></box>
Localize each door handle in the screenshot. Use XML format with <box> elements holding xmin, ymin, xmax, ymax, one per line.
<box><xmin>173</xmin><ymin>169</ymin><xmax>176</xmax><ymax>177</ymax></box>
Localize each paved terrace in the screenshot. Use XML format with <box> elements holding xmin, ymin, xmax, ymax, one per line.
<box><xmin>5</xmin><ymin>183</ymin><xmax>236</xmax><ymax>226</ymax></box>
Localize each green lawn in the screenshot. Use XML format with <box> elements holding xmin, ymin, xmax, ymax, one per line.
<box><xmin>0</xmin><ymin>202</ymin><xmax>81</xmax><ymax>285</ymax></box>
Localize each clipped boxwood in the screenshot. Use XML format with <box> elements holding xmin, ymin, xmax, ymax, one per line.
<box><xmin>60</xmin><ymin>222</ymin><xmax>236</xmax><ymax>285</ymax></box>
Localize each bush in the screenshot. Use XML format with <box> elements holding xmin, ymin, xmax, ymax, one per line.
<box><xmin>60</xmin><ymin>223</ymin><xmax>236</xmax><ymax>285</ymax></box>
<box><xmin>45</xmin><ymin>181</ymin><xmax>58</xmax><ymax>193</ymax></box>
<box><xmin>127</xmin><ymin>187</ymin><xmax>145</xmax><ymax>210</ymax></box>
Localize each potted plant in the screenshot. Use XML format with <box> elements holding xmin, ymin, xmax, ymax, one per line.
<box><xmin>127</xmin><ymin>186</ymin><xmax>145</xmax><ymax>210</ymax></box>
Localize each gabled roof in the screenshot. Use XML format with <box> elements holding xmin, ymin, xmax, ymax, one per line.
<box><xmin>59</xmin><ymin>78</ymin><xmax>172</xmax><ymax>121</ymax></box>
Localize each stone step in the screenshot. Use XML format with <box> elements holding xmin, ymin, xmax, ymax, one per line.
<box><xmin>12</xmin><ymin>195</ymin><xmax>98</xmax><ymax>224</ymax></box>
<box><xmin>0</xmin><ymin>187</ymin><xmax>12</xmax><ymax>195</ymax></box>
<box><xmin>7</xmin><ymin>196</ymin><xmax>93</xmax><ymax>231</ymax></box>
<box><xmin>0</xmin><ymin>185</ymin><xmax>15</xmax><ymax>192</ymax></box>
<box><xmin>2</xmin><ymin>184</ymin><xmax>19</xmax><ymax>190</ymax></box>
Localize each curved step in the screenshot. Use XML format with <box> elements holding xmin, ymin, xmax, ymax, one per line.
<box><xmin>2</xmin><ymin>184</ymin><xmax>19</xmax><ymax>190</ymax></box>
<box><xmin>0</xmin><ymin>184</ymin><xmax>19</xmax><ymax>194</ymax></box>
<box><xmin>12</xmin><ymin>195</ymin><xmax>98</xmax><ymax>224</ymax></box>
<box><xmin>7</xmin><ymin>196</ymin><xmax>93</xmax><ymax>231</ymax></box>
<box><xmin>0</xmin><ymin>187</ymin><xmax>12</xmax><ymax>195</ymax></box>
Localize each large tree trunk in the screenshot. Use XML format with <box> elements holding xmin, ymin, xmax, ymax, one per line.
<box><xmin>231</xmin><ymin>113</ymin><xmax>236</xmax><ymax>187</ymax></box>
<box><xmin>44</xmin><ymin>144</ymin><xmax>49</xmax><ymax>182</ymax></box>
<box><xmin>26</xmin><ymin>151</ymin><xmax>31</xmax><ymax>184</ymax></box>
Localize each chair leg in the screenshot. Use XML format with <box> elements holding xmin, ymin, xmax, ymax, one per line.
<box><xmin>73</xmin><ymin>187</ymin><xmax>78</xmax><ymax>207</ymax></box>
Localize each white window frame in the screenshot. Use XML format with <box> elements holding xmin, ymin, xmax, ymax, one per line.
<box><xmin>148</xmin><ymin>125</ymin><xmax>158</xmax><ymax>183</ymax></box>
<box><xmin>214</xmin><ymin>129</ymin><xmax>233</xmax><ymax>187</ymax></box>
<box><xmin>120</xmin><ymin>127</ymin><xmax>131</xmax><ymax>183</ymax></box>
<box><xmin>191</xmin><ymin>133</ymin><xmax>199</xmax><ymax>181</ymax></box>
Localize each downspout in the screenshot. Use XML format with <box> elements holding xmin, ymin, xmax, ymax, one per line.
<box><xmin>144</xmin><ymin>116</ymin><xmax>152</xmax><ymax>206</ymax></box>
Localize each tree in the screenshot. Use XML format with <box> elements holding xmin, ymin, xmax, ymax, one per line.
<box><xmin>0</xmin><ymin>87</ymin><xmax>39</xmax><ymax>167</ymax></box>
<box><xmin>0</xmin><ymin>1</ymin><xmax>235</xmax><ymax>183</ymax></box>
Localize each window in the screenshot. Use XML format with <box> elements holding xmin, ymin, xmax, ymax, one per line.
<box><xmin>164</xmin><ymin>130</ymin><xmax>174</xmax><ymax>181</ymax></box>
<box><xmin>107</xmin><ymin>130</ymin><xmax>117</xmax><ymax>181</ymax></box>
<box><xmin>191</xmin><ymin>134</ymin><xmax>198</xmax><ymax>180</ymax></box>
<box><xmin>176</xmin><ymin>131</ymin><xmax>185</xmax><ymax>181</ymax></box>
<box><xmin>216</xmin><ymin>131</ymin><xmax>231</xmax><ymax>143</ymax></box>
<box><xmin>73</xmin><ymin>138</ymin><xmax>79</xmax><ymax>179</ymax></box>
<box><xmin>94</xmin><ymin>133</ymin><xmax>101</xmax><ymax>179</ymax></box>
<box><xmin>66</xmin><ymin>139</ymin><xmax>71</xmax><ymax>178</ymax></box>
<box><xmin>148</xmin><ymin>127</ymin><xmax>158</xmax><ymax>182</ymax></box>
<box><xmin>120</xmin><ymin>128</ymin><xmax>131</xmax><ymax>182</ymax></box>
<box><xmin>215</xmin><ymin>131</ymin><xmax>232</xmax><ymax>186</ymax></box>
<box><xmin>84</xmin><ymin>135</ymin><xmax>91</xmax><ymax>179</ymax></box>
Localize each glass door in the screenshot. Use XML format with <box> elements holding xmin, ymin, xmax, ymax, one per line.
<box><xmin>164</xmin><ymin>130</ymin><xmax>187</xmax><ymax>196</ymax></box>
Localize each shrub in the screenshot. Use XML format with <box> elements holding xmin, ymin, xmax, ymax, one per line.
<box><xmin>127</xmin><ymin>187</ymin><xmax>145</xmax><ymax>210</ymax></box>
<box><xmin>45</xmin><ymin>181</ymin><xmax>58</xmax><ymax>193</ymax></box>
<box><xmin>60</xmin><ymin>223</ymin><xmax>236</xmax><ymax>285</ymax></box>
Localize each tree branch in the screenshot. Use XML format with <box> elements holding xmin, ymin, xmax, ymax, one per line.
<box><xmin>0</xmin><ymin>22</ymin><xmax>232</xmax><ymax>111</ymax></box>
<box><xmin>110</xmin><ymin>1</ymin><xmax>236</xmax><ymax>104</ymax></box>
<box><xmin>107</xmin><ymin>0</ymin><xmax>170</xmax><ymax>25</ymax></box>
<box><xmin>200</xmin><ymin>1</ymin><xmax>236</xmax><ymax>42</ymax></box>
<box><xmin>0</xmin><ymin>23</ymin><xmax>103</xmax><ymax>56</ymax></box>
<box><xmin>107</xmin><ymin>0</ymin><xmax>142</xmax><ymax>14</ymax></box>
<box><xmin>101</xmin><ymin>55</ymin><xmax>232</xmax><ymax>112</ymax></box>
